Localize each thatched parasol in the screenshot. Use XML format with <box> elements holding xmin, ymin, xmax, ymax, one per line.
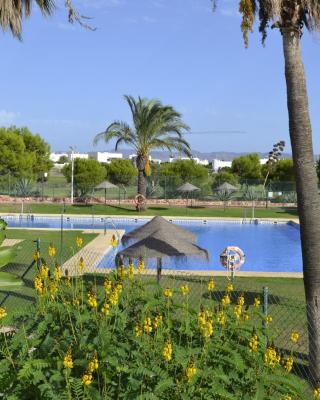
<box><xmin>95</xmin><ymin>181</ymin><xmax>118</xmax><ymax>204</ymax></box>
<box><xmin>117</xmin><ymin>227</ymin><xmax>208</xmax><ymax>281</ymax></box>
<box><xmin>118</xmin><ymin>216</ymin><xmax>208</xmax><ymax>282</ymax></box>
<box><xmin>176</xmin><ymin>182</ymin><xmax>200</xmax><ymax>207</ymax></box>
<box><xmin>215</xmin><ymin>182</ymin><xmax>237</xmax><ymax>192</ymax></box>
<box><xmin>121</xmin><ymin>216</ymin><xmax>196</xmax><ymax>245</ymax></box>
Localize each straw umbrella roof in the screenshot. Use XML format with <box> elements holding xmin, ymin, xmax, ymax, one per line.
<box><xmin>95</xmin><ymin>181</ymin><xmax>118</xmax><ymax>189</ymax></box>
<box><xmin>117</xmin><ymin>227</ymin><xmax>208</xmax><ymax>260</ymax></box>
<box><xmin>121</xmin><ymin>216</ymin><xmax>196</xmax><ymax>245</ymax></box>
<box><xmin>176</xmin><ymin>182</ymin><xmax>200</xmax><ymax>192</ymax></box>
<box><xmin>215</xmin><ymin>182</ymin><xmax>237</xmax><ymax>191</ymax></box>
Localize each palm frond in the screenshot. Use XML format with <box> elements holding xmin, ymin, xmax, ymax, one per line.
<box><xmin>93</xmin><ymin>121</ymin><xmax>136</xmax><ymax>150</ymax></box>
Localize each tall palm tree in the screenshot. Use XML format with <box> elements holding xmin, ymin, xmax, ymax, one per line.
<box><xmin>212</xmin><ymin>0</ymin><xmax>320</xmax><ymax>382</ymax></box>
<box><xmin>0</xmin><ymin>0</ymin><xmax>89</xmax><ymax>39</ymax></box>
<box><xmin>94</xmin><ymin>95</ymin><xmax>191</xmax><ymax>207</ymax></box>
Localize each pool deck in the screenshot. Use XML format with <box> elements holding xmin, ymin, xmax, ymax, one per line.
<box><xmin>61</xmin><ymin>229</ymin><xmax>125</xmax><ymax>277</ymax></box>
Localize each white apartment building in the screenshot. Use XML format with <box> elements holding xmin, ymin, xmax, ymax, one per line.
<box><xmin>169</xmin><ymin>156</ymin><xmax>209</xmax><ymax>166</ymax></box>
<box><xmin>89</xmin><ymin>151</ymin><xmax>123</xmax><ymax>163</ymax></box>
<box><xmin>50</xmin><ymin>152</ymin><xmax>69</xmax><ymax>163</ymax></box>
<box><xmin>69</xmin><ymin>152</ymin><xmax>89</xmax><ymax>160</ymax></box>
<box><xmin>212</xmin><ymin>159</ymin><xmax>232</xmax><ymax>172</ymax></box>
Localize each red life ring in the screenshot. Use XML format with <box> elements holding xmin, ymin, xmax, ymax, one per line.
<box><xmin>134</xmin><ymin>194</ymin><xmax>146</xmax><ymax>206</ymax></box>
<box><xmin>220</xmin><ymin>246</ymin><xmax>245</xmax><ymax>270</ymax></box>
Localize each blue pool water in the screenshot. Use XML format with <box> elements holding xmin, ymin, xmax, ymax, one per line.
<box><xmin>2</xmin><ymin>215</ymin><xmax>302</xmax><ymax>273</ymax></box>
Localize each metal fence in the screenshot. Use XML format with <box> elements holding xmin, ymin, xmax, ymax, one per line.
<box><xmin>0</xmin><ymin>236</ymin><xmax>315</xmax><ymax>390</ymax></box>
<box><xmin>0</xmin><ymin>172</ymin><xmax>299</xmax><ymax>205</ymax></box>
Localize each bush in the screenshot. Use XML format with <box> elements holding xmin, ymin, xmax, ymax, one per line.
<box><xmin>0</xmin><ymin>251</ymin><xmax>308</xmax><ymax>399</ymax></box>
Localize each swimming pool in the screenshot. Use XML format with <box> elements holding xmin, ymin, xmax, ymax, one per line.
<box><xmin>1</xmin><ymin>215</ymin><xmax>302</xmax><ymax>273</ymax></box>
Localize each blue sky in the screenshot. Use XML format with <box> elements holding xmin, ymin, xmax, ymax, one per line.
<box><xmin>0</xmin><ymin>0</ymin><xmax>319</xmax><ymax>154</ymax></box>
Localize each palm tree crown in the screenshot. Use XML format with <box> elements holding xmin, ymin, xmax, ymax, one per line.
<box><xmin>94</xmin><ymin>95</ymin><xmax>191</xmax><ymax>159</ymax></box>
<box><xmin>94</xmin><ymin>95</ymin><xmax>191</xmax><ymax>203</ymax></box>
<box><xmin>0</xmin><ymin>0</ymin><xmax>90</xmax><ymax>39</ymax></box>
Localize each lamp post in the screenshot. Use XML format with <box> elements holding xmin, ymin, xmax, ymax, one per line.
<box><xmin>69</xmin><ymin>146</ymin><xmax>76</xmax><ymax>204</ymax></box>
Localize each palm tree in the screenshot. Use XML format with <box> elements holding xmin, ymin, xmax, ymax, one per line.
<box><xmin>94</xmin><ymin>95</ymin><xmax>191</xmax><ymax>208</ymax></box>
<box><xmin>0</xmin><ymin>0</ymin><xmax>89</xmax><ymax>39</ymax></box>
<box><xmin>212</xmin><ymin>0</ymin><xmax>320</xmax><ymax>382</ymax></box>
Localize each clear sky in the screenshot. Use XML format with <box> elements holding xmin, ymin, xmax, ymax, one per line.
<box><xmin>0</xmin><ymin>0</ymin><xmax>319</xmax><ymax>154</ymax></box>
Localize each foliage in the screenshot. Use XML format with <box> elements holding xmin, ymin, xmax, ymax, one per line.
<box><xmin>159</xmin><ymin>160</ymin><xmax>210</xmax><ymax>197</ymax></box>
<box><xmin>212</xmin><ymin>171</ymin><xmax>239</xmax><ymax>189</ymax></box>
<box><xmin>105</xmin><ymin>159</ymin><xmax>137</xmax><ymax>186</ymax></box>
<box><xmin>62</xmin><ymin>159</ymin><xmax>106</xmax><ymax>198</ymax></box>
<box><xmin>262</xmin><ymin>159</ymin><xmax>295</xmax><ymax>182</ymax></box>
<box><xmin>316</xmin><ymin>159</ymin><xmax>320</xmax><ymax>182</ymax></box>
<box><xmin>0</xmin><ymin>126</ymin><xmax>52</xmax><ymax>178</ymax></box>
<box><xmin>231</xmin><ymin>153</ymin><xmax>262</xmax><ymax>180</ymax></box>
<box><xmin>58</xmin><ymin>156</ymin><xmax>69</xmax><ymax>164</ymax></box>
<box><xmin>0</xmin><ymin>257</ymin><xmax>307</xmax><ymax>399</ymax></box>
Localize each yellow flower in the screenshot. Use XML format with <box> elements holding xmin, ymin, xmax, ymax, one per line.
<box><xmin>134</xmin><ymin>324</ymin><xmax>142</xmax><ymax>337</ymax></box>
<box><xmin>283</xmin><ymin>355</ymin><xmax>294</xmax><ymax>373</ymax></box>
<box><xmin>63</xmin><ymin>349</ymin><xmax>73</xmax><ymax>369</ymax></box>
<box><xmin>154</xmin><ymin>314</ymin><xmax>163</xmax><ymax>329</ymax></box>
<box><xmin>65</xmin><ymin>276</ymin><xmax>72</xmax><ymax>288</ymax></box>
<box><xmin>117</xmin><ymin>264</ymin><xmax>126</xmax><ymax>279</ymax></box>
<box><xmin>76</xmin><ymin>236</ymin><xmax>83</xmax><ymax>248</ymax></box>
<box><xmin>266</xmin><ymin>315</ymin><xmax>273</xmax><ymax>324</ymax></box>
<box><xmin>234</xmin><ymin>305</ymin><xmax>242</xmax><ymax>320</ymax></box>
<box><xmin>49</xmin><ymin>280</ymin><xmax>58</xmax><ymax>299</ymax></box>
<box><xmin>79</xmin><ymin>257</ymin><xmax>85</xmax><ymax>272</ymax></box>
<box><xmin>138</xmin><ymin>257</ymin><xmax>145</xmax><ymax>274</ymax></box>
<box><xmin>290</xmin><ymin>331</ymin><xmax>299</xmax><ymax>344</ymax></box>
<box><xmin>143</xmin><ymin>316</ymin><xmax>152</xmax><ymax>334</ymax></box>
<box><xmin>40</xmin><ymin>264</ymin><xmax>49</xmax><ymax>279</ymax></box>
<box><xmin>34</xmin><ymin>275</ymin><xmax>44</xmax><ymax>295</ymax></box>
<box><xmin>33</xmin><ymin>250</ymin><xmax>40</xmax><ymax>261</ymax></box>
<box><xmin>128</xmin><ymin>260</ymin><xmax>135</xmax><ymax>279</ymax></box>
<box><xmin>237</xmin><ymin>294</ymin><xmax>245</xmax><ymax>306</ymax></box>
<box><xmin>226</xmin><ymin>282</ymin><xmax>234</xmax><ymax>292</ymax></box>
<box><xmin>217</xmin><ymin>310</ymin><xmax>225</xmax><ymax>326</ymax></box>
<box><xmin>264</xmin><ymin>344</ymin><xmax>280</xmax><ymax>368</ymax></box>
<box><xmin>54</xmin><ymin>265</ymin><xmax>62</xmax><ymax>281</ymax></box>
<box><xmin>88</xmin><ymin>353</ymin><xmax>99</xmax><ymax>372</ymax></box>
<box><xmin>0</xmin><ymin>307</ymin><xmax>7</xmax><ymax>319</ymax></box>
<box><xmin>282</xmin><ymin>396</ymin><xmax>292</xmax><ymax>400</ymax></box>
<box><xmin>180</xmin><ymin>284</ymin><xmax>189</xmax><ymax>296</ymax></box>
<box><xmin>109</xmin><ymin>290</ymin><xmax>119</xmax><ymax>306</ymax></box>
<box><xmin>73</xmin><ymin>298</ymin><xmax>80</xmax><ymax>306</ymax></box>
<box><xmin>48</xmin><ymin>244</ymin><xmax>56</xmax><ymax>258</ymax></box>
<box><xmin>249</xmin><ymin>330</ymin><xmax>259</xmax><ymax>352</ymax></box>
<box><xmin>198</xmin><ymin>309</ymin><xmax>206</xmax><ymax>327</ymax></box>
<box><xmin>221</xmin><ymin>294</ymin><xmax>231</xmax><ymax>306</ymax></box>
<box><xmin>111</xmin><ymin>234</ymin><xmax>118</xmax><ymax>247</ymax></box>
<box><xmin>88</xmin><ymin>292</ymin><xmax>97</xmax><ymax>308</ymax></box>
<box><xmin>186</xmin><ymin>358</ymin><xmax>196</xmax><ymax>382</ymax></box>
<box><xmin>82</xmin><ymin>372</ymin><xmax>93</xmax><ymax>385</ymax></box>
<box><xmin>207</xmin><ymin>278</ymin><xmax>215</xmax><ymax>292</ymax></box>
<box><xmin>163</xmin><ymin>340</ymin><xmax>173</xmax><ymax>362</ymax></box>
<box><xmin>101</xmin><ymin>303</ymin><xmax>110</xmax><ymax>316</ymax></box>
<box><xmin>254</xmin><ymin>297</ymin><xmax>261</xmax><ymax>307</ymax></box>
<box><xmin>104</xmin><ymin>277</ymin><xmax>112</xmax><ymax>294</ymax></box>
<box><xmin>202</xmin><ymin>320</ymin><xmax>213</xmax><ymax>338</ymax></box>
<box><xmin>314</xmin><ymin>387</ymin><xmax>320</xmax><ymax>400</ymax></box>
<box><xmin>164</xmin><ymin>288</ymin><xmax>173</xmax><ymax>298</ymax></box>
<box><xmin>198</xmin><ymin>307</ymin><xmax>213</xmax><ymax>338</ymax></box>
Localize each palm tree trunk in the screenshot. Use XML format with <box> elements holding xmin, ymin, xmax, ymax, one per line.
<box><xmin>136</xmin><ymin>155</ymin><xmax>147</xmax><ymax>211</ymax></box>
<box><xmin>282</xmin><ymin>29</ymin><xmax>320</xmax><ymax>383</ymax></box>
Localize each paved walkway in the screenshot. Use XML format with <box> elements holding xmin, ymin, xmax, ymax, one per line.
<box><xmin>62</xmin><ymin>229</ymin><xmax>124</xmax><ymax>277</ymax></box>
<box><xmin>1</xmin><ymin>239</ymin><xmax>23</xmax><ymax>247</ymax></box>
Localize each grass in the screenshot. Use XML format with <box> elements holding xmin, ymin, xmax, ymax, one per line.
<box><xmin>0</xmin><ymin>203</ymin><xmax>298</xmax><ymax>219</ymax></box>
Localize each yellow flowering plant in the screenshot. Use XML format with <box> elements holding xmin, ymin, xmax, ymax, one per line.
<box><xmin>0</xmin><ymin>267</ymin><xmax>309</xmax><ymax>399</ymax></box>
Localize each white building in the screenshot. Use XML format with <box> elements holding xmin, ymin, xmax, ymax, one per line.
<box><xmin>89</xmin><ymin>151</ymin><xmax>123</xmax><ymax>163</ymax></box>
<box><xmin>69</xmin><ymin>152</ymin><xmax>89</xmax><ymax>160</ymax></box>
<box><xmin>169</xmin><ymin>156</ymin><xmax>208</xmax><ymax>166</ymax></box>
<box><xmin>50</xmin><ymin>152</ymin><xmax>69</xmax><ymax>163</ymax></box>
<box><xmin>259</xmin><ymin>158</ymin><xmax>269</xmax><ymax>165</ymax></box>
<box><xmin>212</xmin><ymin>159</ymin><xmax>232</xmax><ymax>172</ymax></box>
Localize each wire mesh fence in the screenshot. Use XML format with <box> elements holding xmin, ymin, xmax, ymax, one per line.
<box><xmin>0</xmin><ymin>235</ymin><xmax>316</xmax><ymax>391</ymax></box>
<box><xmin>0</xmin><ymin>172</ymin><xmax>299</xmax><ymax>206</ymax></box>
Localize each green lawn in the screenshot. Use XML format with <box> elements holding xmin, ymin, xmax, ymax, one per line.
<box><xmin>0</xmin><ymin>203</ymin><xmax>298</xmax><ymax>219</ymax></box>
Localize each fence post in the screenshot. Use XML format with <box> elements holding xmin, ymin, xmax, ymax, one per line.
<box><xmin>35</xmin><ymin>238</ymin><xmax>41</xmax><ymax>270</ymax></box>
<box><xmin>262</xmin><ymin>286</ymin><xmax>269</xmax><ymax>333</ymax></box>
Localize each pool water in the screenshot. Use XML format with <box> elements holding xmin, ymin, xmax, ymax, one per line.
<box><xmin>2</xmin><ymin>216</ymin><xmax>302</xmax><ymax>273</ymax></box>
